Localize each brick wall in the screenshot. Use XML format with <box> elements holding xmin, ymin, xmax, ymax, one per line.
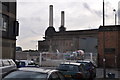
<box><xmin>117</xmin><ymin>31</ymin><xmax>120</xmax><ymax>68</ymax></box>
<box><xmin>98</xmin><ymin>26</ymin><xmax>120</xmax><ymax>68</ymax></box>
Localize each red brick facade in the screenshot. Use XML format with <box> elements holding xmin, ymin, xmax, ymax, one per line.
<box><xmin>98</xmin><ymin>26</ymin><xmax>120</xmax><ymax>68</ymax></box>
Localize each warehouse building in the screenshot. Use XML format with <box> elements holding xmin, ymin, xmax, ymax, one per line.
<box><xmin>0</xmin><ymin>1</ymin><xmax>19</xmax><ymax>60</ymax></box>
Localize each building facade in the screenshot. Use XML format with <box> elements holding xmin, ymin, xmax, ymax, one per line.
<box><xmin>38</xmin><ymin>29</ymin><xmax>98</xmax><ymax>53</ymax></box>
<box><xmin>98</xmin><ymin>25</ymin><xmax>120</xmax><ymax>68</ymax></box>
<box><xmin>0</xmin><ymin>1</ymin><xmax>19</xmax><ymax>60</ymax></box>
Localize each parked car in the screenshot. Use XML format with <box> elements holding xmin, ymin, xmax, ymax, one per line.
<box><xmin>56</xmin><ymin>62</ymin><xmax>90</xmax><ymax>80</ymax></box>
<box><xmin>15</xmin><ymin>60</ymin><xmax>39</xmax><ymax>68</ymax></box>
<box><xmin>0</xmin><ymin>59</ymin><xmax>17</xmax><ymax>77</ymax></box>
<box><xmin>2</xmin><ymin>67</ymin><xmax>66</xmax><ymax>80</ymax></box>
<box><xmin>76</xmin><ymin>60</ymin><xmax>96</xmax><ymax>79</ymax></box>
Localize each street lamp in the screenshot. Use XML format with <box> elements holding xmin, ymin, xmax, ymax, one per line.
<box><xmin>113</xmin><ymin>9</ymin><xmax>117</xmax><ymax>69</ymax></box>
<box><xmin>103</xmin><ymin>0</ymin><xmax>106</xmax><ymax>78</ymax></box>
<box><xmin>113</xmin><ymin>9</ymin><xmax>117</xmax><ymax>25</ymax></box>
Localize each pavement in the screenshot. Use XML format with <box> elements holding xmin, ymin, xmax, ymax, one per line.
<box><xmin>95</xmin><ymin>68</ymin><xmax>120</xmax><ymax>80</ymax></box>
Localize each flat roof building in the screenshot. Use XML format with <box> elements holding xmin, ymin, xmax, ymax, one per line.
<box><xmin>0</xmin><ymin>1</ymin><xmax>19</xmax><ymax>60</ymax></box>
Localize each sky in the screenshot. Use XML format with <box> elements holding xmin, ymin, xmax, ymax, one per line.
<box><xmin>16</xmin><ymin>0</ymin><xmax>120</xmax><ymax>50</ymax></box>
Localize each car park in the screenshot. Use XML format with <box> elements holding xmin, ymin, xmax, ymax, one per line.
<box><xmin>76</xmin><ymin>60</ymin><xmax>96</xmax><ymax>79</ymax></box>
<box><xmin>0</xmin><ymin>59</ymin><xmax>17</xmax><ymax>78</ymax></box>
<box><xmin>2</xmin><ymin>67</ymin><xmax>66</xmax><ymax>80</ymax></box>
<box><xmin>56</xmin><ymin>62</ymin><xmax>90</xmax><ymax>80</ymax></box>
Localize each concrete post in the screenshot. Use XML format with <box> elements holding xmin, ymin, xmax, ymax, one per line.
<box><xmin>39</xmin><ymin>53</ymin><xmax>42</xmax><ymax>66</ymax></box>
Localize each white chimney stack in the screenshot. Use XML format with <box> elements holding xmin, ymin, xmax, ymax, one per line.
<box><xmin>49</xmin><ymin>5</ymin><xmax>53</xmax><ymax>27</ymax></box>
<box><xmin>61</xmin><ymin>11</ymin><xmax>64</xmax><ymax>27</ymax></box>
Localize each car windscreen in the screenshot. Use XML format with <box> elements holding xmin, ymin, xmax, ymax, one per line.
<box><xmin>76</xmin><ymin>61</ymin><xmax>87</xmax><ymax>64</ymax></box>
<box><xmin>57</xmin><ymin>64</ymin><xmax>81</xmax><ymax>72</ymax></box>
<box><xmin>3</xmin><ymin>70</ymin><xmax>48</xmax><ymax>80</ymax></box>
<box><xmin>77</xmin><ymin>62</ymin><xmax>94</xmax><ymax>70</ymax></box>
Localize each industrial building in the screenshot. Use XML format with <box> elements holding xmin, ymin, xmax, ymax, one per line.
<box><xmin>38</xmin><ymin>5</ymin><xmax>98</xmax><ymax>53</ymax></box>
<box><xmin>38</xmin><ymin>5</ymin><xmax>120</xmax><ymax>68</ymax></box>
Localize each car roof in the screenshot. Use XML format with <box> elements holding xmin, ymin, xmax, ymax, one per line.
<box><xmin>60</xmin><ymin>62</ymin><xmax>82</xmax><ymax>66</ymax></box>
<box><xmin>76</xmin><ymin>60</ymin><xmax>97</xmax><ymax>66</ymax></box>
<box><xmin>18</xmin><ymin>67</ymin><xmax>58</xmax><ymax>73</ymax></box>
<box><xmin>0</xmin><ymin>59</ymin><xmax>13</xmax><ymax>61</ymax></box>
<box><xmin>77</xmin><ymin>60</ymin><xmax>91</xmax><ymax>63</ymax></box>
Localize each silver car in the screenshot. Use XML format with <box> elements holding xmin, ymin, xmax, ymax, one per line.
<box><xmin>0</xmin><ymin>59</ymin><xmax>17</xmax><ymax>78</ymax></box>
<box><xmin>2</xmin><ymin>67</ymin><xmax>66</xmax><ymax>80</ymax></box>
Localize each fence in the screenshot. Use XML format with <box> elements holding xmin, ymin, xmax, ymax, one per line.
<box><xmin>16</xmin><ymin>51</ymin><xmax>98</xmax><ymax>67</ymax></box>
<box><xmin>38</xmin><ymin>52</ymin><xmax>98</xmax><ymax>67</ymax></box>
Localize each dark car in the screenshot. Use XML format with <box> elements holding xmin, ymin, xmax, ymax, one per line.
<box><xmin>56</xmin><ymin>62</ymin><xmax>90</xmax><ymax>80</ymax></box>
<box><xmin>2</xmin><ymin>67</ymin><xmax>66</xmax><ymax>80</ymax></box>
<box><xmin>15</xmin><ymin>60</ymin><xmax>39</xmax><ymax>68</ymax></box>
<box><xmin>76</xmin><ymin>60</ymin><xmax>96</xmax><ymax>79</ymax></box>
<box><xmin>0</xmin><ymin>59</ymin><xmax>17</xmax><ymax>78</ymax></box>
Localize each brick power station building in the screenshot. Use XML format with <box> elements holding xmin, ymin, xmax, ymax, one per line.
<box><xmin>38</xmin><ymin>5</ymin><xmax>98</xmax><ymax>53</ymax></box>
<box><xmin>38</xmin><ymin>5</ymin><xmax>120</xmax><ymax>68</ymax></box>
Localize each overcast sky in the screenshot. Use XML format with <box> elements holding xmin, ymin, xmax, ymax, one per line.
<box><xmin>16</xmin><ymin>0</ymin><xmax>120</xmax><ymax>50</ymax></box>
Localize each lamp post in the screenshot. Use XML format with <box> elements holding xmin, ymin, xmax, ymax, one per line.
<box><xmin>113</xmin><ymin>9</ymin><xmax>117</xmax><ymax>25</ymax></box>
<box><xmin>113</xmin><ymin>9</ymin><xmax>117</xmax><ymax>69</ymax></box>
<box><xmin>103</xmin><ymin>0</ymin><xmax>106</xmax><ymax>78</ymax></box>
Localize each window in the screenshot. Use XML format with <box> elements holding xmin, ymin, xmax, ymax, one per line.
<box><xmin>4</xmin><ymin>71</ymin><xmax>47</xmax><ymax>79</ymax></box>
<box><xmin>8</xmin><ymin>60</ymin><xmax>15</xmax><ymax>65</ymax></box>
<box><xmin>49</xmin><ymin>72</ymin><xmax>60</xmax><ymax>80</ymax></box>
<box><xmin>57</xmin><ymin>72</ymin><xmax>66</xmax><ymax>80</ymax></box>
<box><xmin>0</xmin><ymin>2</ymin><xmax>9</xmax><ymax>31</ymax></box>
<box><xmin>1</xmin><ymin>14</ymin><xmax>8</xmax><ymax>31</ymax></box>
<box><xmin>0</xmin><ymin>60</ymin><xmax>2</xmax><ymax>67</ymax></box>
<box><xmin>2</xmin><ymin>60</ymin><xmax>10</xmax><ymax>66</ymax></box>
<box><xmin>0</xmin><ymin>14</ymin><xmax>8</xmax><ymax>31</ymax></box>
<box><xmin>0</xmin><ymin>14</ymin><xmax>3</xmax><ymax>30</ymax></box>
<box><xmin>2</xmin><ymin>3</ymin><xmax>8</xmax><ymax>12</ymax></box>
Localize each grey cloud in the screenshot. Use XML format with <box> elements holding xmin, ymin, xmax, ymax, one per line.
<box><xmin>94</xmin><ymin>10</ymin><xmax>102</xmax><ymax>17</ymax></box>
<box><xmin>83</xmin><ymin>3</ymin><xmax>91</xmax><ymax>11</ymax></box>
<box><xmin>82</xmin><ymin>2</ymin><xmax>102</xmax><ymax>17</ymax></box>
<box><xmin>31</xmin><ymin>30</ymin><xmax>38</xmax><ymax>35</ymax></box>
